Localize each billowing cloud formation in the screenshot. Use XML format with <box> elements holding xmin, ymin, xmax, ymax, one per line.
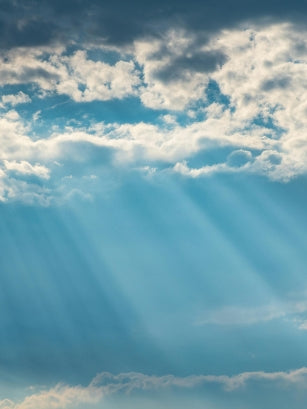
<box><xmin>0</xmin><ymin>48</ymin><xmax>140</xmax><ymax>102</ymax></box>
<box><xmin>2</xmin><ymin>368</ymin><xmax>307</xmax><ymax>409</ymax></box>
<box><xmin>1</xmin><ymin>22</ymin><xmax>307</xmax><ymax>203</ymax></box>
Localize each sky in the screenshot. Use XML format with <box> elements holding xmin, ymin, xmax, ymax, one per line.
<box><xmin>1</xmin><ymin>0</ymin><xmax>307</xmax><ymax>408</ymax></box>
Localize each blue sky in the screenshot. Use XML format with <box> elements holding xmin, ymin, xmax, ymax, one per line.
<box><xmin>1</xmin><ymin>1</ymin><xmax>307</xmax><ymax>408</ymax></box>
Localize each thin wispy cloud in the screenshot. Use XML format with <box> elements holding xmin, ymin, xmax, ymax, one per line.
<box><xmin>196</xmin><ymin>292</ymin><xmax>307</xmax><ymax>326</ymax></box>
<box><xmin>2</xmin><ymin>368</ymin><xmax>307</xmax><ymax>409</ymax></box>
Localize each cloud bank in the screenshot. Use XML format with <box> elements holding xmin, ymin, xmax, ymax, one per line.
<box><xmin>1</xmin><ymin>21</ymin><xmax>307</xmax><ymax>203</ymax></box>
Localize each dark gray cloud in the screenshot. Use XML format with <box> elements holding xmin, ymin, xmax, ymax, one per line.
<box><xmin>0</xmin><ymin>0</ymin><xmax>306</xmax><ymax>49</ymax></box>
<box><xmin>154</xmin><ymin>50</ymin><xmax>227</xmax><ymax>82</ymax></box>
<box><xmin>0</xmin><ymin>67</ymin><xmax>60</xmax><ymax>84</ymax></box>
<box><xmin>20</xmin><ymin>67</ymin><xmax>60</xmax><ymax>82</ymax></box>
<box><xmin>261</xmin><ymin>76</ymin><xmax>292</xmax><ymax>91</ymax></box>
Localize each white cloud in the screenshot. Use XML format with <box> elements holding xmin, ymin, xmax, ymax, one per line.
<box><xmin>173</xmin><ymin>160</ymin><xmax>229</xmax><ymax>177</ymax></box>
<box><xmin>134</xmin><ymin>30</ymin><xmax>216</xmax><ymax>110</ymax></box>
<box><xmin>64</xmin><ymin>51</ymin><xmax>140</xmax><ymax>102</ymax></box>
<box><xmin>1</xmin><ymin>92</ymin><xmax>31</xmax><ymax>107</ymax></box>
<box><xmin>298</xmin><ymin>321</ymin><xmax>307</xmax><ymax>330</ymax></box>
<box><xmin>2</xmin><ymin>22</ymin><xmax>307</xmax><ymax>202</ymax></box>
<box><xmin>0</xmin><ymin>47</ymin><xmax>140</xmax><ymax>102</ymax></box>
<box><xmin>196</xmin><ymin>295</ymin><xmax>307</xmax><ymax>326</ymax></box>
<box><xmin>132</xmin><ymin>23</ymin><xmax>307</xmax><ymax>180</ymax></box>
<box><xmin>197</xmin><ymin>303</ymin><xmax>286</xmax><ymax>326</ymax></box>
<box><xmin>3</xmin><ymin>160</ymin><xmax>50</xmax><ymax>179</ymax></box>
<box><xmin>90</xmin><ymin>368</ymin><xmax>307</xmax><ymax>392</ymax></box>
<box><xmin>0</xmin><ymin>383</ymin><xmax>103</xmax><ymax>409</ymax></box>
<box><xmin>208</xmin><ymin>23</ymin><xmax>307</xmax><ymax>180</ymax></box>
<box><xmin>0</xmin><ymin>177</ymin><xmax>51</xmax><ymax>206</ymax></box>
<box><xmin>2</xmin><ymin>367</ymin><xmax>307</xmax><ymax>409</ymax></box>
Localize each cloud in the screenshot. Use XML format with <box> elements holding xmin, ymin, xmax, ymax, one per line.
<box><xmin>0</xmin><ymin>48</ymin><xmax>140</xmax><ymax>102</ymax></box>
<box><xmin>90</xmin><ymin>368</ymin><xmax>307</xmax><ymax>392</ymax></box>
<box><xmin>134</xmin><ymin>31</ymin><xmax>225</xmax><ymax>110</ymax></box>
<box><xmin>3</xmin><ymin>160</ymin><xmax>50</xmax><ymax>179</ymax></box>
<box><xmin>2</xmin><ymin>367</ymin><xmax>307</xmax><ymax>409</ymax></box>
<box><xmin>196</xmin><ymin>295</ymin><xmax>307</xmax><ymax>326</ymax></box>
<box><xmin>153</xmin><ymin>50</ymin><xmax>227</xmax><ymax>83</ymax></box>
<box><xmin>298</xmin><ymin>321</ymin><xmax>307</xmax><ymax>330</ymax></box>
<box><xmin>1</xmin><ymin>92</ymin><xmax>31</xmax><ymax>107</ymax></box>
<box><xmin>227</xmin><ymin>150</ymin><xmax>253</xmax><ymax>168</ymax></box>
<box><xmin>1</xmin><ymin>0</ymin><xmax>307</xmax><ymax>50</ymax></box>
<box><xmin>0</xmin><ymin>383</ymin><xmax>103</xmax><ymax>409</ymax></box>
<box><xmin>197</xmin><ymin>304</ymin><xmax>286</xmax><ymax>326</ymax></box>
<box><xmin>173</xmin><ymin>161</ymin><xmax>230</xmax><ymax>177</ymax></box>
<box><xmin>0</xmin><ymin>177</ymin><xmax>51</xmax><ymax>206</ymax></box>
<box><xmin>62</xmin><ymin>51</ymin><xmax>140</xmax><ymax>102</ymax></box>
<box><xmin>2</xmin><ymin>23</ymin><xmax>307</xmax><ymax>202</ymax></box>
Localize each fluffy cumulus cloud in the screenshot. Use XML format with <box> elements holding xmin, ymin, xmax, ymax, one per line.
<box><xmin>0</xmin><ymin>92</ymin><xmax>31</xmax><ymax>108</ymax></box>
<box><xmin>0</xmin><ymin>47</ymin><xmax>140</xmax><ymax>102</ymax></box>
<box><xmin>1</xmin><ymin>20</ymin><xmax>307</xmax><ymax>203</ymax></box>
<box><xmin>134</xmin><ymin>30</ymin><xmax>226</xmax><ymax>110</ymax></box>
